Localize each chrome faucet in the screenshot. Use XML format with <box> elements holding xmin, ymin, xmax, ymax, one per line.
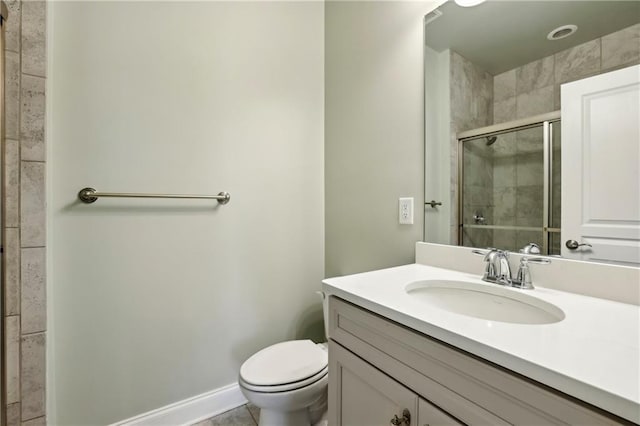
<box><xmin>473</xmin><ymin>248</ymin><xmax>550</xmax><ymax>289</ymax></box>
<box><xmin>478</xmin><ymin>249</ymin><xmax>512</xmax><ymax>285</ymax></box>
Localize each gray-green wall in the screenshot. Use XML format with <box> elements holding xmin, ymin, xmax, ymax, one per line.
<box><xmin>325</xmin><ymin>1</ymin><xmax>439</xmax><ymax>277</ymax></box>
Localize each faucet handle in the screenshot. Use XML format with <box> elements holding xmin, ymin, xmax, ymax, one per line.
<box><xmin>520</xmin><ymin>242</ymin><xmax>541</xmax><ymax>255</ymax></box>
<box><xmin>471</xmin><ymin>247</ymin><xmax>496</xmax><ymax>255</ymax></box>
<box><xmin>512</xmin><ymin>257</ymin><xmax>551</xmax><ymax>289</ymax></box>
<box><xmin>472</xmin><ymin>248</ymin><xmax>499</xmax><ymax>261</ymax></box>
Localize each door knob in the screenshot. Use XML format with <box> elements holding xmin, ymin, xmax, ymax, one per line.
<box><xmin>390</xmin><ymin>409</ymin><xmax>411</xmax><ymax>425</ymax></box>
<box><xmin>565</xmin><ymin>239</ymin><xmax>593</xmax><ymax>250</ymax></box>
<box><xmin>426</xmin><ymin>200</ymin><xmax>442</xmax><ymax>208</ymax></box>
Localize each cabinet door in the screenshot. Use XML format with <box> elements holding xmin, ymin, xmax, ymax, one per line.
<box><xmin>417</xmin><ymin>398</ymin><xmax>463</xmax><ymax>426</ymax></box>
<box><xmin>329</xmin><ymin>340</ymin><xmax>418</xmax><ymax>426</ymax></box>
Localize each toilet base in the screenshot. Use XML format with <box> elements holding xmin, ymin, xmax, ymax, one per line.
<box><xmin>259</xmin><ymin>408</ymin><xmax>310</xmax><ymax>426</ymax></box>
<box><xmin>255</xmin><ymin>389</ymin><xmax>327</xmax><ymax>426</ymax></box>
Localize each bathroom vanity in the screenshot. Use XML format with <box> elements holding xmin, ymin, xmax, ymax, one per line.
<box><xmin>322</xmin><ymin>244</ymin><xmax>640</xmax><ymax>425</ymax></box>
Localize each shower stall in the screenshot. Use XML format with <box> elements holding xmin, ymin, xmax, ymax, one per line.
<box><xmin>457</xmin><ymin>111</ymin><xmax>561</xmax><ymax>255</ymax></box>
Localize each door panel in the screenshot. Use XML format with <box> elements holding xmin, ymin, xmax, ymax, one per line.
<box><xmin>561</xmin><ymin>65</ymin><xmax>640</xmax><ymax>264</ymax></box>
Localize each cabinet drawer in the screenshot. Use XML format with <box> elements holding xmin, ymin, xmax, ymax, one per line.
<box><xmin>328</xmin><ymin>296</ymin><xmax>624</xmax><ymax>425</ymax></box>
<box><xmin>419</xmin><ymin>398</ymin><xmax>464</xmax><ymax>426</ymax></box>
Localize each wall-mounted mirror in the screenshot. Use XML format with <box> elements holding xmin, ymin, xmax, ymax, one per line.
<box><xmin>424</xmin><ymin>0</ymin><xmax>640</xmax><ymax>265</ymax></box>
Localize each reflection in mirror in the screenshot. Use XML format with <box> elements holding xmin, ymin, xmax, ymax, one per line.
<box><xmin>423</xmin><ymin>1</ymin><xmax>640</xmax><ymax>263</ymax></box>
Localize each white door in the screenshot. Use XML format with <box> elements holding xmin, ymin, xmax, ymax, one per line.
<box><xmin>561</xmin><ymin>65</ymin><xmax>640</xmax><ymax>264</ymax></box>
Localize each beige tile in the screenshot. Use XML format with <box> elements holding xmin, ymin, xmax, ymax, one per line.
<box><xmin>6</xmin><ymin>316</ymin><xmax>21</xmax><ymax>404</ymax></box>
<box><xmin>555</xmin><ymin>39</ymin><xmax>601</xmax><ymax>84</ymax></box>
<box><xmin>517</xmin><ymin>126</ymin><xmax>544</xmax><ymax>154</ymax></box>
<box><xmin>21</xmin><ymin>332</ymin><xmax>46</xmax><ymax>420</ymax></box>
<box><xmin>21</xmin><ymin>75</ymin><xmax>46</xmax><ymax>162</ymax></box>
<box><xmin>5</xmin><ymin>228</ymin><xmax>20</xmax><ymax>315</ymax></box>
<box><xmin>516</xmin><ymin>55</ymin><xmax>554</xmax><ymax>95</ymax></box>
<box><xmin>516</xmin><ymin>153</ymin><xmax>544</xmax><ymax>187</ymax></box>
<box><xmin>462</xmin><ymin>227</ymin><xmax>492</xmax><ymax>249</ymax></box>
<box><xmin>463</xmin><ymin>149</ymin><xmax>492</xmax><ymax>186</ymax></box>
<box><xmin>602</xmin><ymin>23</ymin><xmax>640</xmax><ymax>71</ymax></box>
<box><xmin>246</xmin><ymin>403</ymin><xmax>260</xmax><ymax>424</ymax></box>
<box><xmin>22</xmin><ymin>416</ymin><xmax>46</xmax><ymax>426</ymax></box>
<box><xmin>493</xmin><ymin>186</ymin><xmax>516</xmax><ymax>226</ymax></box>
<box><xmin>516</xmin><ymin>85</ymin><xmax>554</xmax><ymax>119</ymax></box>
<box><xmin>21</xmin><ymin>161</ymin><xmax>46</xmax><ymax>247</ymax></box>
<box><xmin>553</xmin><ymin>84</ymin><xmax>561</xmax><ymax>111</ymax></box>
<box><xmin>493</xmin><ymin>97</ymin><xmax>516</xmax><ymax>124</ymax></box>
<box><xmin>493</xmin><ymin>157</ymin><xmax>516</xmax><ymax>188</ymax></box>
<box><xmin>516</xmin><ymin>185</ymin><xmax>543</xmax><ymax>226</ymax></box>
<box><xmin>5</xmin><ymin>51</ymin><xmax>20</xmax><ymax>140</ymax></box>
<box><xmin>464</xmin><ymin>185</ymin><xmax>492</xmax><ymax>208</ymax></box>
<box><xmin>450</xmin><ymin>50</ymin><xmax>493</xmax><ymax>130</ymax></box>
<box><xmin>191</xmin><ymin>419</ymin><xmax>213</xmax><ymax>426</ymax></box>
<box><xmin>208</xmin><ymin>406</ymin><xmax>256</xmax><ymax>426</ymax></box>
<box><xmin>493</xmin><ymin>69</ymin><xmax>516</xmax><ymax>102</ymax></box>
<box><xmin>21</xmin><ymin>0</ymin><xmax>46</xmax><ymax>77</ymax></box>
<box><xmin>6</xmin><ymin>402</ymin><xmax>21</xmax><ymax>426</ymax></box>
<box><xmin>5</xmin><ymin>138</ymin><xmax>20</xmax><ymax>227</ymax></box>
<box><xmin>4</xmin><ymin>0</ymin><xmax>21</xmax><ymax>52</ymax></box>
<box><xmin>21</xmin><ymin>247</ymin><xmax>46</xmax><ymax>334</ymax></box>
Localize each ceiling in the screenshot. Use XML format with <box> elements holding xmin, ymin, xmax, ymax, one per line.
<box><xmin>425</xmin><ymin>0</ymin><xmax>640</xmax><ymax>75</ymax></box>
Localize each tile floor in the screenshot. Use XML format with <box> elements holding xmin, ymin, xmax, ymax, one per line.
<box><xmin>192</xmin><ymin>404</ymin><xmax>260</xmax><ymax>426</ymax></box>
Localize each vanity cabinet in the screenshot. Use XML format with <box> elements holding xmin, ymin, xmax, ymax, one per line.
<box><xmin>330</xmin><ymin>340</ymin><xmax>462</xmax><ymax>426</ymax></box>
<box><xmin>327</xmin><ymin>296</ymin><xmax>627</xmax><ymax>426</ymax></box>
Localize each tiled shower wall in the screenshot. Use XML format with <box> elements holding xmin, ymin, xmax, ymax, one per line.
<box><xmin>449</xmin><ymin>51</ymin><xmax>493</xmax><ymax>245</ymax></box>
<box><xmin>493</xmin><ymin>23</ymin><xmax>640</xmax><ymax>125</ymax></box>
<box><xmin>3</xmin><ymin>0</ymin><xmax>47</xmax><ymax>424</ymax></box>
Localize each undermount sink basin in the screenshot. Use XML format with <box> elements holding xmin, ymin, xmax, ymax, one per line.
<box><xmin>405</xmin><ymin>280</ymin><xmax>565</xmax><ymax>324</ymax></box>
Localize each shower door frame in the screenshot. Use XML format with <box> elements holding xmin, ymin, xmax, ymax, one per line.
<box><xmin>456</xmin><ymin>110</ymin><xmax>561</xmax><ymax>255</ymax></box>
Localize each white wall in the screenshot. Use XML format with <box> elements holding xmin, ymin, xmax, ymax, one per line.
<box><xmin>49</xmin><ymin>2</ymin><xmax>324</xmax><ymax>424</ymax></box>
<box><xmin>325</xmin><ymin>1</ymin><xmax>440</xmax><ymax>277</ymax></box>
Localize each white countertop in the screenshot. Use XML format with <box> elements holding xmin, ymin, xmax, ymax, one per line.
<box><xmin>322</xmin><ymin>263</ymin><xmax>640</xmax><ymax>423</ymax></box>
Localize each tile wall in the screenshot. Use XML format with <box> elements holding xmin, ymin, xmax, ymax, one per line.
<box><xmin>493</xmin><ymin>23</ymin><xmax>640</xmax><ymax>124</ymax></box>
<box><xmin>3</xmin><ymin>1</ymin><xmax>47</xmax><ymax>424</ymax></box>
<box><xmin>449</xmin><ymin>51</ymin><xmax>493</xmax><ymax>245</ymax></box>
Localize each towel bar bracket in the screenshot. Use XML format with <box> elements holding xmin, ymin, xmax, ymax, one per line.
<box><xmin>78</xmin><ymin>187</ymin><xmax>99</xmax><ymax>203</ymax></box>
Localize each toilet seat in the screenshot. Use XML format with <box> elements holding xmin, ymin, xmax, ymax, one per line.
<box><xmin>239</xmin><ymin>340</ymin><xmax>328</xmax><ymax>391</ymax></box>
<box><xmin>239</xmin><ymin>365</ymin><xmax>328</xmax><ymax>393</ymax></box>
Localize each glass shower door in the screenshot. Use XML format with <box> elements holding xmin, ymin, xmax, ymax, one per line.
<box><xmin>459</xmin><ymin>118</ymin><xmax>560</xmax><ymax>255</ymax></box>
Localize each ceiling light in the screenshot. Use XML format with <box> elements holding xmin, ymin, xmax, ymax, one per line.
<box><xmin>454</xmin><ymin>0</ymin><xmax>486</xmax><ymax>7</ymax></box>
<box><xmin>547</xmin><ymin>25</ymin><xmax>578</xmax><ymax>41</ymax></box>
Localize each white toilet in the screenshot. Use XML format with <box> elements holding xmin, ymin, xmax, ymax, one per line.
<box><xmin>238</xmin><ymin>294</ymin><xmax>329</xmax><ymax>426</ymax></box>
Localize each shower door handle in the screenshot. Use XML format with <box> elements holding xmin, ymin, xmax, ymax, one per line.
<box><xmin>565</xmin><ymin>239</ymin><xmax>592</xmax><ymax>250</ymax></box>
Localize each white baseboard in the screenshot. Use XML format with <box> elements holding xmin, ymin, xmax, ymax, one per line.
<box><xmin>111</xmin><ymin>383</ymin><xmax>248</xmax><ymax>426</ymax></box>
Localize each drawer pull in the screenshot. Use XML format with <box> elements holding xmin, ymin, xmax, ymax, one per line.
<box><xmin>390</xmin><ymin>409</ymin><xmax>411</xmax><ymax>425</ymax></box>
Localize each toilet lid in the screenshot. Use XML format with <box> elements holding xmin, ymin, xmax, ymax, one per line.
<box><xmin>240</xmin><ymin>340</ymin><xmax>328</xmax><ymax>386</ymax></box>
